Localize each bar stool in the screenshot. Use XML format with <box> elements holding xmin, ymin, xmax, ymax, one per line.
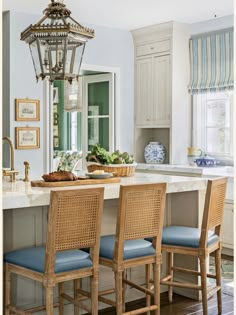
<box><xmin>97</xmin><ymin>183</ymin><xmax>167</xmax><ymax>315</ymax></box>
<box><xmin>161</xmin><ymin>177</ymin><xmax>227</xmax><ymax>315</ymax></box>
<box><xmin>4</xmin><ymin>187</ymin><xmax>104</xmax><ymax>315</ymax></box>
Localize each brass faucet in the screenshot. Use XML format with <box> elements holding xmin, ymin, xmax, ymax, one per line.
<box><xmin>2</xmin><ymin>137</ymin><xmax>19</xmax><ymax>182</ymax></box>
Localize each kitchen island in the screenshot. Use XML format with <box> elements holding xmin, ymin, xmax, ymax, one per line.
<box><xmin>3</xmin><ymin>173</ymin><xmax>208</xmax><ymax>312</ymax></box>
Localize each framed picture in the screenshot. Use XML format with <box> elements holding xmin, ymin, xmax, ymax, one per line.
<box><xmin>54</xmin><ymin>136</ymin><xmax>59</xmax><ymax>148</ymax></box>
<box><xmin>53</xmin><ymin>87</ymin><xmax>59</xmax><ymax>104</ymax></box>
<box><xmin>88</xmin><ymin>106</ymin><xmax>99</xmax><ymax>146</ymax></box>
<box><xmin>53</xmin><ymin>125</ymin><xmax>59</xmax><ymax>136</ymax></box>
<box><xmin>53</xmin><ymin>113</ymin><xmax>59</xmax><ymax>126</ymax></box>
<box><xmin>53</xmin><ymin>103</ymin><xmax>58</xmax><ymax>113</ymax></box>
<box><xmin>15</xmin><ymin>98</ymin><xmax>40</xmax><ymax>121</ymax></box>
<box><xmin>15</xmin><ymin>127</ymin><xmax>40</xmax><ymax>149</ymax></box>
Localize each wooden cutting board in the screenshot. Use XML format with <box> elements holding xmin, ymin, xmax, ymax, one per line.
<box><xmin>31</xmin><ymin>177</ymin><xmax>121</xmax><ymax>187</ymax></box>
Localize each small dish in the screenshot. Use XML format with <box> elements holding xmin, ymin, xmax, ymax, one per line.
<box><xmin>86</xmin><ymin>172</ymin><xmax>113</xmax><ymax>179</ymax></box>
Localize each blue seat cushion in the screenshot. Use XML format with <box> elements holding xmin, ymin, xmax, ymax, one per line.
<box><xmin>161</xmin><ymin>226</ymin><xmax>219</xmax><ymax>248</ymax></box>
<box><xmin>99</xmin><ymin>235</ymin><xmax>155</xmax><ymax>260</ymax></box>
<box><xmin>4</xmin><ymin>247</ymin><xmax>93</xmax><ymax>273</ymax></box>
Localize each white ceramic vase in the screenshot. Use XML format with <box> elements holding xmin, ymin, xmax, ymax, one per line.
<box><xmin>144</xmin><ymin>142</ymin><xmax>166</xmax><ymax>164</ymax></box>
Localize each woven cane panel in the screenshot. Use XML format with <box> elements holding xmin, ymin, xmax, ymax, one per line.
<box><xmin>124</xmin><ymin>189</ymin><xmax>162</xmax><ymax>240</ymax></box>
<box><xmin>55</xmin><ymin>193</ymin><xmax>99</xmax><ymax>251</ymax></box>
<box><xmin>208</xmin><ymin>183</ymin><xmax>226</xmax><ymax>229</ymax></box>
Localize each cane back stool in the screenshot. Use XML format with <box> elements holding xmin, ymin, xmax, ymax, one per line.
<box><xmin>160</xmin><ymin>177</ymin><xmax>227</xmax><ymax>315</ymax></box>
<box><xmin>96</xmin><ymin>183</ymin><xmax>167</xmax><ymax>315</ymax></box>
<box><xmin>4</xmin><ymin>187</ymin><xmax>104</xmax><ymax>315</ymax></box>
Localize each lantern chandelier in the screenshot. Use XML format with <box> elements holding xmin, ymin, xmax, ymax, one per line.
<box><xmin>21</xmin><ymin>0</ymin><xmax>95</xmax><ymax>84</ymax></box>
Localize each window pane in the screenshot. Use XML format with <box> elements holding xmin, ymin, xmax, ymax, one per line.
<box><xmin>88</xmin><ymin>117</ymin><xmax>109</xmax><ymax>152</ymax></box>
<box><xmin>88</xmin><ymin>82</ymin><xmax>109</xmax><ymax>115</ymax></box>
<box><xmin>206</xmin><ymin>99</ymin><xmax>230</xmax><ymax>127</ymax></box>
<box><xmin>206</xmin><ymin>127</ymin><xmax>231</xmax><ymax>155</ymax></box>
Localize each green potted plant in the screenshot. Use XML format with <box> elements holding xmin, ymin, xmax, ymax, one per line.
<box><xmin>86</xmin><ymin>144</ymin><xmax>136</xmax><ymax>177</ymax></box>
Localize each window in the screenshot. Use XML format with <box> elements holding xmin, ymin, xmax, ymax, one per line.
<box><xmin>192</xmin><ymin>91</ymin><xmax>233</xmax><ymax>158</ymax></box>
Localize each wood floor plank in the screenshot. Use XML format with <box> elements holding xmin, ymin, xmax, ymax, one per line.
<box><xmin>98</xmin><ymin>292</ymin><xmax>234</xmax><ymax>314</ymax></box>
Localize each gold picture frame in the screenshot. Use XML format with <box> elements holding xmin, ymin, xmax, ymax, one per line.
<box><xmin>15</xmin><ymin>98</ymin><xmax>40</xmax><ymax>121</ymax></box>
<box><xmin>15</xmin><ymin>127</ymin><xmax>40</xmax><ymax>149</ymax></box>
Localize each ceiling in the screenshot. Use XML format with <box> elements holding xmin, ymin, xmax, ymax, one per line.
<box><xmin>3</xmin><ymin>0</ymin><xmax>234</xmax><ymax>30</ymax></box>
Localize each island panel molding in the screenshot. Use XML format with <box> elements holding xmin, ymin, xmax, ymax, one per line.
<box><xmin>15</xmin><ymin>98</ymin><xmax>40</xmax><ymax>121</ymax></box>
<box><xmin>15</xmin><ymin>127</ymin><xmax>40</xmax><ymax>149</ymax></box>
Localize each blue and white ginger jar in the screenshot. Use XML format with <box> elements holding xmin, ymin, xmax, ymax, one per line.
<box><xmin>144</xmin><ymin>142</ymin><xmax>166</xmax><ymax>164</ymax></box>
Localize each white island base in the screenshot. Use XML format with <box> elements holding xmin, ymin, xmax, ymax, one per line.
<box><xmin>3</xmin><ymin>173</ymin><xmax>207</xmax><ymax>313</ymax></box>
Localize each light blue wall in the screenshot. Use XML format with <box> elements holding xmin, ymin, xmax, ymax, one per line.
<box><xmin>2</xmin><ymin>10</ymin><xmax>134</xmax><ymax>178</ymax></box>
<box><xmin>81</xmin><ymin>21</ymin><xmax>135</xmax><ymax>154</ymax></box>
<box><xmin>3</xmin><ymin>11</ymin><xmax>45</xmax><ymax>180</ymax></box>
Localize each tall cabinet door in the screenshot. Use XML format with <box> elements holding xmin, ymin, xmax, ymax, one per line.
<box><xmin>153</xmin><ymin>54</ymin><xmax>171</xmax><ymax>126</ymax></box>
<box><xmin>135</xmin><ymin>57</ymin><xmax>153</xmax><ymax>126</ymax></box>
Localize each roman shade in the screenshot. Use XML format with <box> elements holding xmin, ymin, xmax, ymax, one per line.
<box><xmin>188</xmin><ymin>28</ymin><xmax>234</xmax><ymax>94</ymax></box>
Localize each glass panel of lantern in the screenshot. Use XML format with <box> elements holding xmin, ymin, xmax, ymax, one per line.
<box><xmin>29</xmin><ymin>40</ymin><xmax>42</xmax><ymax>80</ymax></box>
<box><xmin>73</xmin><ymin>44</ymin><xmax>86</xmax><ymax>77</ymax></box>
<box><xmin>64</xmin><ymin>80</ymin><xmax>82</xmax><ymax>112</ymax></box>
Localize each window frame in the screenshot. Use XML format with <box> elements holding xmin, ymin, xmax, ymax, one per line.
<box><xmin>192</xmin><ymin>91</ymin><xmax>234</xmax><ymax>159</ymax></box>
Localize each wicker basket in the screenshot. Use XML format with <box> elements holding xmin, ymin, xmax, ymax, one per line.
<box><xmin>87</xmin><ymin>162</ymin><xmax>136</xmax><ymax>177</ymax></box>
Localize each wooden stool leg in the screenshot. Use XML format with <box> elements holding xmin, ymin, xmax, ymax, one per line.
<box><xmin>168</xmin><ymin>252</ymin><xmax>174</xmax><ymax>303</ymax></box>
<box><xmin>59</xmin><ymin>282</ymin><xmax>64</xmax><ymax>315</ymax></box>
<box><xmin>91</xmin><ymin>273</ymin><xmax>99</xmax><ymax>315</ymax></box>
<box><xmin>153</xmin><ymin>263</ymin><xmax>160</xmax><ymax>315</ymax></box>
<box><xmin>200</xmin><ymin>257</ymin><xmax>208</xmax><ymax>315</ymax></box>
<box><xmin>115</xmin><ymin>271</ymin><xmax>123</xmax><ymax>315</ymax></box>
<box><xmin>45</xmin><ymin>286</ymin><xmax>54</xmax><ymax>315</ymax></box>
<box><xmin>74</xmin><ymin>279</ymin><xmax>80</xmax><ymax>315</ymax></box>
<box><xmin>146</xmin><ymin>264</ymin><xmax>151</xmax><ymax>315</ymax></box>
<box><xmin>122</xmin><ymin>271</ymin><xmax>126</xmax><ymax>313</ymax></box>
<box><xmin>4</xmin><ymin>264</ymin><xmax>11</xmax><ymax>315</ymax></box>
<box><xmin>215</xmin><ymin>249</ymin><xmax>222</xmax><ymax>314</ymax></box>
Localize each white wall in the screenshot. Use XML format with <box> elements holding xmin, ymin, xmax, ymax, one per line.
<box><xmin>191</xmin><ymin>15</ymin><xmax>234</xmax><ymax>35</ymax></box>
<box><xmin>2</xmin><ymin>11</ymin><xmax>134</xmax><ymax>179</ymax></box>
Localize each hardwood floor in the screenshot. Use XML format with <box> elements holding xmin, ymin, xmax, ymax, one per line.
<box><xmin>98</xmin><ymin>292</ymin><xmax>234</xmax><ymax>314</ymax></box>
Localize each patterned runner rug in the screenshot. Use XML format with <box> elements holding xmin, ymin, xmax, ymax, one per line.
<box><xmin>209</xmin><ymin>257</ymin><xmax>234</xmax><ymax>296</ymax></box>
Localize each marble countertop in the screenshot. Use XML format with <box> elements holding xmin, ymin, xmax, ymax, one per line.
<box><xmin>2</xmin><ymin>173</ymin><xmax>207</xmax><ymax>210</ymax></box>
<box><xmin>137</xmin><ymin>163</ymin><xmax>234</xmax><ymax>178</ymax></box>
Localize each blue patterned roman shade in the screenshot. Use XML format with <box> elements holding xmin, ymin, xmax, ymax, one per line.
<box><xmin>188</xmin><ymin>28</ymin><xmax>234</xmax><ymax>94</ymax></box>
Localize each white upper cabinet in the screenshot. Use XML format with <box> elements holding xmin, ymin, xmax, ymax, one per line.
<box><xmin>135</xmin><ymin>57</ymin><xmax>152</xmax><ymax>126</ymax></box>
<box><xmin>152</xmin><ymin>54</ymin><xmax>171</xmax><ymax>126</ymax></box>
<box><xmin>132</xmin><ymin>22</ymin><xmax>191</xmax><ymax>165</ymax></box>
<box><xmin>135</xmin><ymin>54</ymin><xmax>171</xmax><ymax>127</ymax></box>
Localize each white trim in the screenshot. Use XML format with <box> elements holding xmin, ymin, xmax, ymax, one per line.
<box><xmin>82</xmin><ymin>72</ymin><xmax>114</xmax><ymax>154</ymax></box>
<box><xmin>192</xmin><ymin>91</ymin><xmax>234</xmax><ymax>159</ymax></box>
<box><xmin>45</xmin><ymin>64</ymin><xmax>121</xmax><ymax>172</ymax></box>
<box><xmin>43</xmin><ymin>80</ymin><xmax>53</xmax><ymax>173</ymax></box>
<box><xmin>81</xmin><ymin>63</ymin><xmax>121</xmax><ymax>150</ymax></box>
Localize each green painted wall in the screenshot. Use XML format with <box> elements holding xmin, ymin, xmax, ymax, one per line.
<box><xmin>88</xmin><ymin>82</ymin><xmax>109</xmax><ymax>151</ymax></box>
